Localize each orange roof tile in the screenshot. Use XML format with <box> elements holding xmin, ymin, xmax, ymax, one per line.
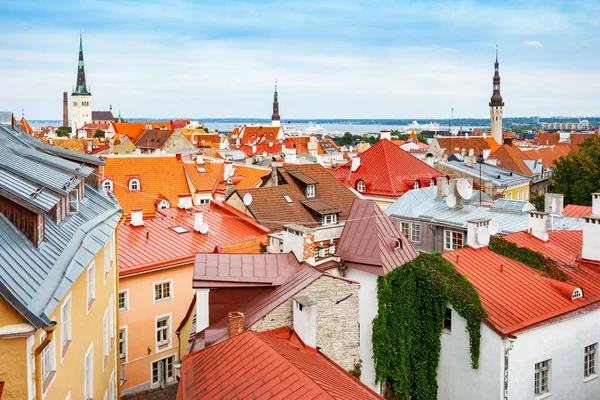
<box><xmin>563</xmin><ymin>204</ymin><xmax>593</xmax><ymax>218</ymax></box>
<box><xmin>537</xmin><ymin>133</ymin><xmax>560</xmax><ymax>146</ymax></box>
<box><xmin>443</xmin><ymin>231</ymin><xmax>600</xmax><ymax>334</ymax></box>
<box><xmin>18</xmin><ymin>118</ymin><xmax>34</xmax><ymax>135</ymax></box>
<box><xmin>102</xmin><ymin>155</ymin><xmax>190</xmax><ymax>216</ymax></box>
<box><xmin>489</xmin><ymin>145</ymin><xmax>534</xmax><ymax>176</ymax></box>
<box><xmin>179</xmin><ymin>327</ymin><xmax>382</xmax><ymax>400</ymax></box>
<box><xmin>434</xmin><ymin>135</ymin><xmax>501</xmax><ymax>157</ymax></box>
<box><xmin>183</xmin><ymin>161</ymin><xmax>269</xmax><ymax>193</ymax></box>
<box><xmin>239</xmin><ymin>125</ymin><xmax>282</xmax><ymax>143</ymax></box>
<box><xmin>111</xmin><ymin>121</ymin><xmax>173</xmax><ymax>141</ymax></box>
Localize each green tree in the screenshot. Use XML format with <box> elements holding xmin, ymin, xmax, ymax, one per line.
<box><xmin>93</xmin><ymin>129</ymin><xmax>105</xmax><ymax>138</ymax></box>
<box><xmin>530</xmin><ymin>193</ymin><xmax>545</xmax><ymax>211</ymax></box>
<box><xmin>339</xmin><ymin>132</ymin><xmax>354</xmax><ymax>146</ymax></box>
<box><xmin>55</xmin><ymin>126</ymin><xmax>71</xmax><ymax>137</ymax></box>
<box><xmin>552</xmin><ymin>135</ymin><xmax>600</xmax><ymax>205</ymax></box>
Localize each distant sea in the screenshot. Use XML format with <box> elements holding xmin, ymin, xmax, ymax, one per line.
<box><xmin>26</xmin><ymin>117</ymin><xmax>597</xmax><ymax>134</ymax></box>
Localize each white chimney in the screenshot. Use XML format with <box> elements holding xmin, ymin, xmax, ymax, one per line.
<box><xmin>223</xmin><ymin>162</ymin><xmax>233</xmax><ymax>181</ymax></box>
<box><xmin>178</xmin><ymin>194</ymin><xmax>193</xmax><ymax>209</ymax></box>
<box><xmin>293</xmin><ymin>297</ymin><xmax>317</xmax><ymax>348</ymax></box>
<box><xmin>380</xmin><ymin>130</ymin><xmax>391</xmax><ymax>141</ymax></box>
<box><xmin>130</xmin><ymin>208</ymin><xmax>144</xmax><ymax>226</ymax></box>
<box><xmin>436</xmin><ymin>177</ymin><xmax>448</xmax><ymax>198</ymax></box>
<box><xmin>195</xmin><ymin>154</ymin><xmax>204</xmax><ymax>164</ymax></box>
<box><xmin>252</xmin><ymin>145</ymin><xmax>257</xmax><ymax>154</ymax></box>
<box><xmin>528</xmin><ymin>211</ymin><xmax>549</xmax><ymax>242</ymax></box>
<box><xmin>467</xmin><ymin>218</ymin><xmax>490</xmax><ymax>249</ymax></box>
<box><xmin>269</xmin><ymin>141</ymin><xmax>273</xmax><ymax>148</ymax></box>
<box><xmin>582</xmin><ymin>194</ymin><xmax>600</xmax><ymax>262</ymax></box>
<box><xmin>351</xmin><ymin>157</ymin><xmax>361</xmax><ymax>172</ymax></box>
<box><xmin>194</xmin><ymin>212</ymin><xmax>204</xmax><ymax>232</ymax></box>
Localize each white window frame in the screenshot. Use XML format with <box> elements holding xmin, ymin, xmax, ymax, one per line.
<box><xmin>60</xmin><ymin>293</ymin><xmax>72</xmax><ymax>361</ymax></box>
<box><xmin>84</xmin><ymin>343</ymin><xmax>94</xmax><ymax>400</ymax></box>
<box><xmin>401</xmin><ymin>222</ymin><xmax>410</xmax><ymax>238</ymax></box>
<box><xmin>104</xmin><ymin>242</ymin><xmax>110</xmax><ymax>282</ymax></box>
<box><xmin>413</xmin><ymin>180</ymin><xmax>420</xmax><ymax>189</ymax></box>
<box><xmin>153</xmin><ymin>280</ymin><xmax>173</xmax><ymax>303</ymax></box>
<box><xmin>155</xmin><ymin>314</ymin><xmax>172</xmax><ymax>351</ymax></box>
<box><xmin>534</xmin><ymin>359</ymin><xmax>551</xmax><ymax>398</ymax></box>
<box><xmin>103</xmin><ymin>310</ymin><xmax>109</xmax><ymax>370</ymax></box>
<box><xmin>585</xmin><ymin>343</ymin><xmax>598</xmax><ymax>381</ymax></box>
<box><xmin>109</xmin><ymin>372</ymin><xmax>115</xmax><ymax>400</ymax></box>
<box><xmin>444</xmin><ymin>230</ymin><xmax>465</xmax><ymax>251</ymax></box>
<box><xmin>118</xmin><ymin>289</ymin><xmax>129</xmax><ymax>312</ymax></box>
<box><xmin>40</xmin><ymin>330</ymin><xmax>56</xmax><ymax>392</ymax></box>
<box><xmin>109</xmin><ymin>295</ymin><xmax>115</xmax><ymax>346</ymax></box>
<box><xmin>410</xmin><ymin>223</ymin><xmax>421</xmax><ymax>243</ymax></box>
<box><xmin>198</xmin><ymin>198</ymin><xmax>210</xmax><ymax>205</ymax></box>
<box><xmin>322</xmin><ymin>214</ymin><xmax>337</xmax><ymax>226</ymax></box>
<box><xmin>128</xmin><ymin>178</ymin><xmax>140</xmax><ymax>191</ymax></box>
<box><xmin>87</xmin><ymin>261</ymin><xmax>96</xmax><ymax>314</ymax></box>
<box><xmin>357</xmin><ymin>180</ymin><xmax>366</xmax><ymax>192</ymax></box>
<box><xmin>306</xmin><ymin>184</ymin><xmax>316</xmax><ymax>198</ymax></box>
<box><xmin>150</xmin><ymin>354</ymin><xmax>177</xmax><ymax>388</ymax></box>
<box><xmin>103</xmin><ymin>180</ymin><xmax>113</xmax><ymax>192</ymax></box>
<box><xmin>119</xmin><ymin>326</ymin><xmax>128</xmax><ymax>362</ymax></box>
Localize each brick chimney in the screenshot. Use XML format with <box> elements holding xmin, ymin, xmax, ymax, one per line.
<box><xmin>582</xmin><ymin>193</ymin><xmax>600</xmax><ymax>262</ymax></box>
<box><xmin>130</xmin><ymin>208</ymin><xmax>144</xmax><ymax>226</ymax></box>
<box><xmin>62</xmin><ymin>92</ymin><xmax>68</xmax><ymax>127</ymax></box>
<box><xmin>528</xmin><ymin>211</ymin><xmax>549</xmax><ymax>242</ymax></box>
<box><xmin>228</xmin><ymin>312</ymin><xmax>245</xmax><ymax>337</ymax></box>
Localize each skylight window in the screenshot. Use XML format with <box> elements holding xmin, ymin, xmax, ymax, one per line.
<box><xmin>170</xmin><ymin>226</ymin><xmax>189</xmax><ymax>234</ymax></box>
<box><xmin>196</xmin><ymin>167</ymin><xmax>206</xmax><ymax>173</ymax></box>
<box><xmin>283</xmin><ymin>194</ymin><xmax>293</xmax><ymax>203</ymax></box>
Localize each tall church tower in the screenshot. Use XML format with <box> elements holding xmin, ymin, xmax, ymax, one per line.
<box><xmin>271</xmin><ymin>81</ymin><xmax>280</xmax><ymax>127</ymax></box>
<box><xmin>71</xmin><ymin>34</ymin><xmax>92</xmax><ymax>137</ymax></box>
<box><xmin>489</xmin><ymin>46</ymin><xmax>504</xmax><ymax>145</ymax></box>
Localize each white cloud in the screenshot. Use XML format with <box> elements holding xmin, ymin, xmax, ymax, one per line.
<box><xmin>523</xmin><ymin>40</ymin><xmax>543</xmax><ymax>48</ymax></box>
<box><xmin>442</xmin><ymin>47</ymin><xmax>457</xmax><ymax>52</ymax></box>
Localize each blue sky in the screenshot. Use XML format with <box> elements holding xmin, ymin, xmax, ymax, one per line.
<box><xmin>1</xmin><ymin>0</ymin><xmax>599</xmax><ymax>119</ymax></box>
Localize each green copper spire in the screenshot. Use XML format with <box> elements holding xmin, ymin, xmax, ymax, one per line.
<box><xmin>73</xmin><ymin>34</ymin><xmax>91</xmax><ymax>96</ymax></box>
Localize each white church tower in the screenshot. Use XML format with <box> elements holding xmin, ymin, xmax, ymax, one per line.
<box><xmin>71</xmin><ymin>34</ymin><xmax>92</xmax><ymax>138</ymax></box>
<box><xmin>489</xmin><ymin>46</ymin><xmax>504</xmax><ymax>145</ymax></box>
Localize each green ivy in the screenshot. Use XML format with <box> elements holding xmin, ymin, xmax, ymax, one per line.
<box><xmin>372</xmin><ymin>253</ymin><xmax>487</xmax><ymax>400</ymax></box>
<box><xmin>488</xmin><ymin>237</ymin><xmax>567</xmax><ymax>281</ymax></box>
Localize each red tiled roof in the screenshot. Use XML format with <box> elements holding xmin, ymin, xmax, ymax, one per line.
<box><xmin>569</xmin><ymin>133</ymin><xmax>596</xmax><ymax>153</ymax></box>
<box><xmin>434</xmin><ymin>135</ymin><xmax>501</xmax><ymax>156</ymax></box>
<box><xmin>102</xmin><ymin>155</ymin><xmax>191</xmax><ymax>216</ymax></box>
<box><xmin>335</xmin><ymin>199</ymin><xmax>419</xmax><ymax>276</ymax></box>
<box><xmin>134</xmin><ymin>129</ymin><xmax>174</xmax><ymax>150</ymax></box>
<box><xmin>239</xmin><ymin>125</ymin><xmax>282</xmax><ymax>143</ymax></box>
<box><xmin>81</xmin><ymin>123</ymin><xmax>110</xmax><ymax>131</ymax></box>
<box><xmin>536</xmin><ymin>133</ymin><xmax>560</xmax><ymax>146</ymax></box>
<box><xmin>521</xmin><ymin>146</ymin><xmax>571</xmax><ymax>169</ymax></box>
<box><xmin>564</xmin><ymin>204</ymin><xmax>593</xmax><ymax>218</ymax></box>
<box><xmin>239</xmin><ymin>142</ymin><xmax>284</xmax><ymax>156</ymax></box>
<box><xmin>179</xmin><ymin>327</ymin><xmax>382</xmax><ymax>400</ymax></box>
<box><xmin>118</xmin><ymin>201</ymin><xmax>269</xmax><ymax>275</ymax></box>
<box><xmin>489</xmin><ymin>145</ymin><xmax>534</xmax><ymax>176</ymax></box>
<box><xmin>183</xmin><ymin>161</ymin><xmax>269</xmax><ymax>193</ymax></box>
<box><xmin>332</xmin><ymin>139</ymin><xmax>445</xmax><ymax>198</ymax></box>
<box><xmin>443</xmin><ymin>231</ymin><xmax>600</xmax><ymax>334</ymax></box>
<box><xmin>171</xmin><ymin>119</ymin><xmax>190</xmax><ymax>128</ymax></box>
<box><xmin>111</xmin><ymin>122</ymin><xmax>173</xmax><ymax>141</ymax></box>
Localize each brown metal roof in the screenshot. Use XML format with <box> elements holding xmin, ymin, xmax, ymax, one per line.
<box><xmin>134</xmin><ymin>129</ymin><xmax>174</xmax><ymax>150</ymax></box>
<box><xmin>287</xmin><ymin>170</ymin><xmax>319</xmax><ymax>185</ymax></box>
<box><xmin>301</xmin><ymin>199</ymin><xmax>342</xmax><ymax>216</ymax></box>
<box><xmin>336</xmin><ymin>199</ymin><xmax>419</xmax><ymax>276</ymax></box>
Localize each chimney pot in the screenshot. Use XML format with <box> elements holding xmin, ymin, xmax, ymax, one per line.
<box><xmin>228</xmin><ymin>312</ymin><xmax>245</xmax><ymax>338</ymax></box>
<box><xmin>131</xmin><ymin>208</ymin><xmax>144</xmax><ymax>226</ymax></box>
<box><xmin>528</xmin><ymin>211</ymin><xmax>549</xmax><ymax>242</ymax></box>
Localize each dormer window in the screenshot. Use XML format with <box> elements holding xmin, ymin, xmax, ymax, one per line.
<box><xmin>430</xmin><ymin>178</ymin><xmax>435</xmax><ymax>187</ymax></box>
<box><xmin>129</xmin><ymin>179</ymin><xmax>140</xmax><ymax>191</ymax></box>
<box><xmin>306</xmin><ymin>184</ymin><xmax>316</xmax><ymax>198</ymax></box>
<box><xmin>103</xmin><ymin>180</ymin><xmax>113</xmax><ymax>192</ymax></box>
<box><xmin>357</xmin><ymin>180</ymin><xmax>366</xmax><ymax>193</ymax></box>
<box><xmin>322</xmin><ymin>214</ymin><xmax>337</xmax><ymax>226</ymax></box>
<box><xmin>414</xmin><ymin>181</ymin><xmax>420</xmax><ymax>189</ymax></box>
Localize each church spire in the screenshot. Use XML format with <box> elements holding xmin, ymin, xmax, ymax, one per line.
<box><xmin>271</xmin><ymin>80</ymin><xmax>281</xmax><ymax>126</ymax></box>
<box><xmin>489</xmin><ymin>45</ymin><xmax>504</xmax><ymax>145</ymax></box>
<box><xmin>73</xmin><ymin>34</ymin><xmax>91</xmax><ymax>96</ymax></box>
<box><xmin>489</xmin><ymin>44</ymin><xmax>503</xmax><ymax>107</ymax></box>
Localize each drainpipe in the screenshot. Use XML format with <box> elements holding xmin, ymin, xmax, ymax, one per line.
<box><xmin>503</xmin><ymin>334</ymin><xmax>517</xmax><ymax>400</ymax></box>
<box><xmin>33</xmin><ymin>321</ymin><xmax>57</xmax><ymax>400</ymax></box>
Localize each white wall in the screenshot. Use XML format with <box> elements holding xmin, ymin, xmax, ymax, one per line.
<box><xmin>438</xmin><ymin>306</ymin><xmax>504</xmax><ymax>400</ymax></box>
<box><xmin>508</xmin><ymin>308</ymin><xmax>600</xmax><ymax>400</ymax></box>
<box><xmin>282</xmin><ymin>229</ymin><xmax>306</xmax><ymax>261</ymax></box>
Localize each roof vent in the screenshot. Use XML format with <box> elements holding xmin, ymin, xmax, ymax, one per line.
<box><xmin>131</xmin><ymin>208</ymin><xmax>144</xmax><ymax>226</ymax></box>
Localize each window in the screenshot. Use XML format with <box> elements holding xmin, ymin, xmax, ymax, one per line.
<box><xmin>444</xmin><ymin>230</ymin><xmax>464</xmax><ymax>251</ymax></box>
<box><xmin>69</xmin><ymin>190</ymin><xmax>79</xmax><ymax>213</ymax></box>
<box><xmin>41</xmin><ymin>332</ymin><xmax>56</xmax><ymax>388</ymax></box>
<box><xmin>73</xmin><ymin>102</ymin><xmax>77</xmax><ymax>107</ymax></box>
<box><xmin>109</xmin><ymin>373</ymin><xmax>115</xmax><ymax>400</ymax></box>
<box><xmin>585</xmin><ymin>343</ymin><xmax>597</xmax><ymax>379</ymax></box>
<box><xmin>430</xmin><ymin>178</ymin><xmax>435</xmax><ymax>186</ymax></box>
<box><xmin>156</xmin><ymin>316</ymin><xmax>170</xmax><ymax>347</ymax></box>
<box><xmin>198</xmin><ymin>198</ymin><xmax>210</xmax><ymax>205</ymax></box>
<box><xmin>322</xmin><ymin>214</ymin><xmax>337</xmax><ymax>226</ymax></box>
<box><xmin>104</xmin><ymin>243</ymin><xmax>110</xmax><ymax>280</ymax></box>
<box><xmin>516</xmin><ymin>190</ymin><xmax>520</xmax><ymax>201</ymax></box>
<box><xmin>357</xmin><ymin>180</ymin><xmax>366</xmax><ymax>192</ymax></box>
<box><xmin>118</xmin><ymin>290</ymin><xmax>128</xmax><ymax>312</ymax></box>
<box><xmin>413</xmin><ymin>181</ymin><xmax>420</xmax><ymax>189</ymax></box>
<box><xmin>109</xmin><ymin>296</ymin><xmax>115</xmax><ymax>346</ymax></box>
<box><xmin>103</xmin><ymin>180</ymin><xmax>113</xmax><ymax>192</ymax></box>
<box><xmin>152</xmin><ymin>356</ymin><xmax>175</xmax><ymax>387</ymax></box>
<box><xmin>61</xmin><ymin>295</ymin><xmax>72</xmax><ymax>357</ymax></box>
<box><xmin>401</xmin><ymin>222</ymin><xmax>410</xmax><ymax>238</ymax></box>
<box><xmin>170</xmin><ymin>226</ymin><xmax>188</xmax><ymax>234</ymax></box>
<box><xmin>443</xmin><ymin>307</ymin><xmax>452</xmax><ymax>332</ymax></box>
<box><xmin>534</xmin><ymin>359</ymin><xmax>551</xmax><ymax>397</ymax></box>
<box><xmin>410</xmin><ymin>223</ymin><xmax>421</xmax><ymax>243</ymax></box>
<box><xmin>103</xmin><ymin>311</ymin><xmax>109</xmax><ymax>368</ymax></box>
<box><xmin>129</xmin><ymin>179</ymin><xmax>140</xmax><ymax>191</ymax></box>
<box><xmin>306</xmin><ymin>184</ymin><xmax>316</xmax><ymax>198</ymax></box>
<box><xmin>154</xmin><ymin>281</ymin><xmax>172</xmax><ymax>302</ymax></box>
<box><xmin>87</xmin><ymin>261</ymin><xmax>96</xmax><ymax>311</ymax></box>
<box><xmin>282</xmin><ymin>194</ymin><xmax>293</xmax><ymax>203</ymax></box>
<box><xmin>84</xmin><ymin>344</ymin><xmax>93</xmax><ymax>400</ymax></box>
<box><xmin>119</xmin><ymin>328</ymin><xmax>127</xmax><ymax>361</ymax></box>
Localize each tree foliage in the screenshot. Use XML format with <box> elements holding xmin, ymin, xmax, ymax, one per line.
<box><xmin>337</xmin><ymin>132</ymin><xmax>378</xmax><ymax>146</ymax></box>
<box><xmin>94</xmin><ymin>129</ymin><xmax>105</xmax><ymax>138</ymax></box>
<box><xmin>552</xmin><ymin>135</ymin><xmax>600</xmax><ymax>205</ymax></box>
<box><xmin>530</xmin><ymin>193</ymin><xmax>545</xmax><ymax>211</ymax></box>
<box><xmin>372</xmin><ymin>253</ymin><xmax>487</xmax><ymax>400</ymax></box>
<box><xmin>390</xmin><ymin>130</ymin><xmax>429</xmax><ymax>144</ymax></box>
<box><xmin>55</xmin><ymin>126</ymin><xmax>71</xmax><ymax>137</ymax></box>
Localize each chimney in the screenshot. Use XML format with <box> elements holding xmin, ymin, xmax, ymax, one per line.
<box><xmin>528</xmin><ymin>211</ymin><xmax>549</xmax><ymax>241</ymax></box>
<box><xmin>223</xmin><ymin>161</ymin><xmax>234</xmax><ymax>181</ymax></box>
<box><xmin>225</xmin><ymin>178</ymin><xmax>235</xmax><ymax>198</ymax></box>
<box><xmin>380</xmin><ymin>130</ymin><xmax>391</xmax><ymax>141</ymax></box>
<box><xmin>466</xmin><ymin>218</ymin><xmax>491</xmax><ymax>249</ymax></box>
<box><xmin>195</xmin><ymin>154</ymin><xmax>204</xmax><ymax>164</ymax></box>
<box><xmin>86</xmin><ymin>141</ymin><xmax>92</xmax><ymax>153</ymax></box>
<box><xmin>252</xmin><ymin>144</ymin><xmax>257</xmax><ymax>154</ymax></box>
<box><xmin>351</xmin><ymin>157</ymin><xmax>361</xmax><ymax>172</ymax></box>
<box><xmin>582</xmin><ymin>193</ymin><xmax>600</xmax><ymax>262</ymax></box>
<box><xmin>62</xmin><ymin>92</ymin><xmax>68</xmax><ymax>127</ymax></box>
<box><xmin>464</xmin><ymin>154</ymin><xmax>475</xmax><ymax>167</ymax></box>
<box><xmin>436</xmin><ymin>177</ymin><xmax>448</xmax><ymax>198</ymax></box>
<box><xmin>193</xmin><ymin>212</ymin><xmax>203</xmax><ymax>232</ymax></box>
<box><xmin>469</xmin><ymin>149</ymin><xmax>474</xmax><ymax>157</ymax></box>
<box><xmin>228</xmin><ymin>312</ymin><xmax>245</xmax><ymax>337</ymax></box>
<box><xmin>461</xmin><ymin>148</ymin><xmax>466</xmax><ymax>156</ymax></box>
<box><xmin>177</xmin><ymin>194</ymin><xmax>193</xmax><ymax>209</ymax></box>
<box><xmin>130</xmin><ymin>208</ymin><xmax>144</xmax><ymax>226</ymax></box>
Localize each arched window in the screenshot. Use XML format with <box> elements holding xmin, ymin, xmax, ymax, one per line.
<box><xmin>430</xmin><ymin>178</ymin><xmax>435</xmax><ymax>186</ymax></box>
<box><xmin>357</xmin><ymin>180</ymin><xmax>366</xmax><ymax>193</ymax></box>
<box><xmin>103</xmin><ymin>180</ymin><xmax>113</xmax><ymax>192</ymax></box>
<box><xmin>129</xmin><ymin>179</ymin><xmax>140</xmax><ymax>191</ymax></box>
<box><xmin>413</xmin><ymin>181</ymin><xmax>420</xmax><ymax>189</ymax></box>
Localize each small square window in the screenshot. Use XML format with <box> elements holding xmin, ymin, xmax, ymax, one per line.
<box><xmin>196</xmin><ymin>167</ymin><xmax>206</xmax><ymax>173</ymax></box>
<box><xmin>118</xmin><ymin>291</ymin><xmax>128</xmax><ymax>312</ymax></box>
<box><xmin>283</xmin><ymin>194</ymin><xmax>293</xmax><ymax>203</ymax></box>
<box><xmin>154</xmin><ymin>281</ymin><xmax>172</xmax><ymax>302</ymax></box>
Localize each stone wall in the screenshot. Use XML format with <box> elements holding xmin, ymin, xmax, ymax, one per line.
<box><xmin>251</xmin><ymin>275</ymin><xmax>360</xmax><ymax>371</ymax></box>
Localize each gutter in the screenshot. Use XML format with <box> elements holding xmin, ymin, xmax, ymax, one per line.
<box><xmin>503</xmin><ymin>334</ymin><xmax>517</xmax><ymax>400</ymax></box>
<box><xmin>33</xmin><ymin>322</ymin><xmax>57</xmax><ymax>400</ymax></box>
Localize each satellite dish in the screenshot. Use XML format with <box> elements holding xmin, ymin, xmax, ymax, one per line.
<box><xmin>243</xmin><ymin>193</ymin><xmax>253</xmax><ymax>206</ymax></box>
<box><xmin>446</xmin><ymin>194</ymin><xmax>457</xmax><ymax>208</ymax></box>
<box><xmin>456</xmin><ymin>179</ymin><xmax>473</xmax><ymax>200</ymax></box>
<box><xmin>477</xmin><ymin>227</ymin><xmax>490</xmax><ymax>245</ymax></box>
<box><xmin>488</xmin><ymin>220</ymin><xmax>499</xmax><ymax>235</ymax></box>
<box><xmin>226</xmin><ymin>168</ymin><xmax>235</xmax><ymax>178</ymax></box>
<box><xmin>262</xmin><ymin>151</ymin><xmax>268</xmax><ymax>157</ymax></box>
<box><xmin>199</xmin><ymin>223</ymin><xmax>209</xmax><ymax>234</ymax></box>
<box><xmin>551</xmin><ymin>198</ymin><xmax>557</xmax><ymax>213</ymax></box>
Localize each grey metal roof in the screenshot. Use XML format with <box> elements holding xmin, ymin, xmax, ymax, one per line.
<box><xmin>0</xmin><ymin>120</ymin><xmax>122</xmax><ymax>328</ymax></box>
<box><xmin>439</xmin><ymin>160</ymin><xmax>531</xmax><ymax>188</ymax></box>
<box><xmin>14</xmin><ymin>146</ymin><xmax>94</xmax><ymax>177</ymax></box>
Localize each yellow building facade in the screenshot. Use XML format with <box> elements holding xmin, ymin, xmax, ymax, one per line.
<box><xmin>502</xmin><ymin>182</ymin><xmax>531</xmax><ymax>201</ymax></box>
